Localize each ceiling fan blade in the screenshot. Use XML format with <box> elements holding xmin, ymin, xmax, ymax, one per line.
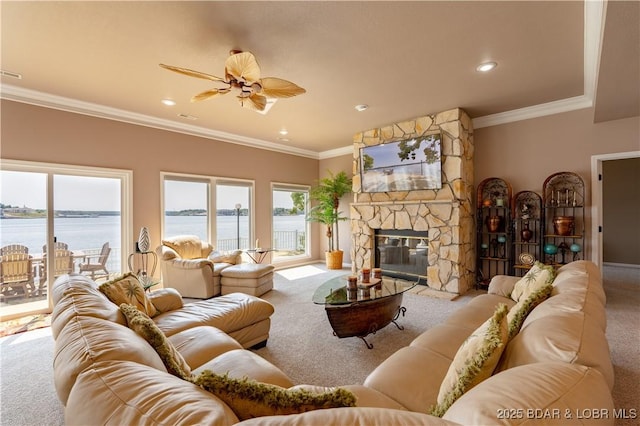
<box><xmin>239</xmin><ymin>93</ymin><xmax>268</xmax><ymax>112</ymax></box>
<box><xmin>225</xmin><ymin>51</ymin><xmax>261</xmax><ymax>83</ymax></box>
<box><xmin>159</xmin><ymin>63</ymin><xmax>225</xmax><ymax>82</ymax></box>
<box><xmin>259</xmin><ymin>77</ymin><xmax>306</xmax><ymax>98</ymax></box>
<box><xmin>191</xmin><ymin>87</ymin><xmax>230</xmax><ymax>102</ymax></box>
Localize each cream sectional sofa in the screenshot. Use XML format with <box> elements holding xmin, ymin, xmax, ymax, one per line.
<box><xmin>52</xmin><ymin>261</ymin><xmax>615</xmax><ymax>425</ymax></box>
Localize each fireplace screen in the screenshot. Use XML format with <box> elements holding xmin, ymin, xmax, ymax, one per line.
<box><xmin>374</xmin><ymin>229</ymin><xmax>428</xmax><ymax>283</ymax></box>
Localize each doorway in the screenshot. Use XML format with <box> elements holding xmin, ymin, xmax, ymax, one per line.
<box><xmin>591</xmin><ymin>151</ymin><xmax>640</xmax><ymax>268</ymax></box>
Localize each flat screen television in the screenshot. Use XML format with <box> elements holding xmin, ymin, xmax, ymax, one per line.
<box><xmin>359</xmin><ymin>133</ymin><xmax>442</xmax><ymax>193</ymax></box>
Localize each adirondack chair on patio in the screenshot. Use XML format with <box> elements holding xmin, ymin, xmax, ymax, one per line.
<box><xmin>0</xmin><ymin>252</ymin><xmax>35</xmax><ymax>300</ymax></box>
<box><xmin>36</xmin><ymin>249</ymin><xmax>74</xmax><ymax>296</ymax></box>
<box><xmin>78</xmin><ymin>242</ymin><xmax>111</xmax><ymax>280</ymax></box>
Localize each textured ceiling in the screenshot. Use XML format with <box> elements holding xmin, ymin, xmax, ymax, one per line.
<box><xmin>1</xmin><ymin>1</ymin><xmax>637</xmax><ymax>157</ymax></box>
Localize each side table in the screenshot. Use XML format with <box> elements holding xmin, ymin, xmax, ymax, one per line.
<box><xmin>244</xmin><ymin>248</ymin><xmax>275</xmax><ymax>264</ymax></box>
<box><xmin>128</xmin><ymin>250</ymin><xmax>158</xmax><ymax>277</ymax></box>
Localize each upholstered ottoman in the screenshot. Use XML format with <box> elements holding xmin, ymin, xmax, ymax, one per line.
<box><xmin>220</xmin><ymin>263</ymin><xmax>274</xmax><ymax>296</ymax></box>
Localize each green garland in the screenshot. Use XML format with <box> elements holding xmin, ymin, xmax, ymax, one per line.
<box><xmin>194</xmin><ymin>370</ymin><xmax>356</xmax><ymax>420</ymax></box>
<box><xmin>508</xmin><ymin>283</ymin><xmax>553</xmax><ymax>340</ymax></box>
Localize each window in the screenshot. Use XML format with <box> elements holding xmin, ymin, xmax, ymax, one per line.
<box><xmin>161</xmin><ymin>173</ymin><xmax>254</xmax><ymax>252</ymax></box>
<box><xmin>1</xmin><ymin>160</ymin><xmax>132</xmax><ymax>319</ymax></box>
<box><xmin>163</xmin><ymin>178</ymin><xmax>209</xmax><ymax>241</ymax></box>
<box><xmin>271</xmin><ymin>183</ymin><xmax>309</xmax><ymax>262</ymax></box>
<box><xmin>216</xmin><ymin>182</ymin><xmax>251</xmax><ymax>251</ymax></box>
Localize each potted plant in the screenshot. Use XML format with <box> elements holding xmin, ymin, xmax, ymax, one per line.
<box><xmin>307</xmin><ymin>170</ymin><xmax>352</xmax><ymax>269</ymax></box>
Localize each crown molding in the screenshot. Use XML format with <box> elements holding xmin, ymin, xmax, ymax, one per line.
<box><xmin>318</xmin><ymin>145</ymin><xmax>353</xmax><ymax>160</ymax></box>
<box><xmin>0</xmin><ymin>84</ymin><xmax>320</xmax><ymax>160</ymax></box>
<box><xmin>471</xmin><ymin>95</ymin><xmax>593</xmax><ymax>129</ymax></box>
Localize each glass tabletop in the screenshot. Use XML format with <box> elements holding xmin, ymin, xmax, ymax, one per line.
<box><xmin>312</xmin><ymin>274</ymin><xmax>417</xmax><ymax>305</ymax></box>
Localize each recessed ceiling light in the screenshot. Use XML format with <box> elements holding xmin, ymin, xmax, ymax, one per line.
<box><xmin>476</xmin><ymin>62</ymin><xmax>497</xmax><ymax>72</ymax></box>
<box><xmin>355</xmin><ymin>104</ymin><xmax>369</xmax><ymax>112</ymax></box>
<box><xmin>279</xmin><ymin>129</ymin><xmax>289</xmax><ymax>136</ymax></box>
<box><xmin>161</xmin><ymin>99</ymin><xmax>176</xmax><ymax>106</ymax></box>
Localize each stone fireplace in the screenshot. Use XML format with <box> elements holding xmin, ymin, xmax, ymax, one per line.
<box><xmin>350</xmin><ymin>108</ymin><xmax>475</xmax><ymax>295</ymax></box>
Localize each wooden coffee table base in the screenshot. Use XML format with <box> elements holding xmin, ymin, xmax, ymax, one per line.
<box><xmin>324</xmin><ymin>292</ymin><xmax>407</xmax><ymax>349</ymax></box>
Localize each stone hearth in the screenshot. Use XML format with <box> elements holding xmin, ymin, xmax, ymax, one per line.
<box><xmin>350</xmin><ymin>108</ymin><xmax>475</xmax><ymax>295</ymax></box>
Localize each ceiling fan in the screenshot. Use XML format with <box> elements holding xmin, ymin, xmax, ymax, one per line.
<box><xmin>160</xmin><ymin>50</ymin><xmax>306</xmax><ymax>112</ymax></box>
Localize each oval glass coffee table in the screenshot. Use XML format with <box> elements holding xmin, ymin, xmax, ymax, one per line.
<box><xmin>312</xmin><ymin>275</ymin><xmax>417</xmax><ymax>348</ymax></box>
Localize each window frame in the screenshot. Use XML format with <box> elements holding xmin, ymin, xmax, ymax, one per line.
<box><xmin>160</xmin><ymin>172</ymin><xmax>255</xmax><ymax>250</ymax></box>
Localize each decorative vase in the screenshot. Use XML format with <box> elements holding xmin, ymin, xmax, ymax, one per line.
<box><xmin>520</xmin><ymin>222</ymin><xmax>533</xmax><ymax>242</ymax></box>
<box><xmin>544</xmin><ymin>243</ymin><xmax>558</xmax><ymax>255</ymax></box>
<box><xmin>138</xmin><ymin>227</ymin><xmax>150</xmax><ymax>252</ymax></box>
<box><xmin>486</xmin><ymin>216</ymin><xmax>502</xmax><ymax>232</ymax></box>
<box><xmin>553</xmin><ymin>216</ymin><xmax>575</xmax><ymax>236</ymax></box>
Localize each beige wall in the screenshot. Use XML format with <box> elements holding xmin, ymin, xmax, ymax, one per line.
<box><xmin>1</xmin><ymin>100</ymin><xmax>321</xmax><ymax>264</ymax></box>
<box><xmin>603</xmin><ymin>157</ymin><xmax>640</xmax><ymax>265</ymax></box>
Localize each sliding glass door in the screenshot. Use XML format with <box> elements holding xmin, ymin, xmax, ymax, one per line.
<box><xmin>0</xmin><ymin>160</ymin><xmax>131</xmax><ymax>320</ymax></box>
<box><xmin>0</xmin><ymin>170</ymin><xmax>48</xmax><ymax>316</ymax></box>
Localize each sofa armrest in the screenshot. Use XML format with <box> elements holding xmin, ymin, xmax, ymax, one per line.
<box><xmin>158</xmin><ymin>245</ymin><xmax>178</xmax><ymax>261</ymax></box>
<box><xmin>148</xmin><ymin>288</ymin><xmax>183</xmax><ymax>312</ymax></box>
<box><xmin>487</xmin><ymin>275</ymin><xmax>519</xmax><ymax>297</ymax></box>
<box><xmin>168</xmin><ymin>258</ymin><xmax>214</xmax><ymax>270</ymax></box>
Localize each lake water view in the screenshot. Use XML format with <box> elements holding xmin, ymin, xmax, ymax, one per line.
<box><xmin>0</xmin><ymin>215</ymin><xmax>306</xmax><ymax>265</ymax></box>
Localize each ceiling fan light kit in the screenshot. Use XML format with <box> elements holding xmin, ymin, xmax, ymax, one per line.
<box><xmin>160</xmin><ymin>50</ymin><xmax>305</xmax><ymax>113</ymax></box>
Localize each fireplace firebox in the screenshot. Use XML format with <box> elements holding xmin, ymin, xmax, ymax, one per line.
<box><xmin>374</xmin><ymin>229</ymin><xmax>428</xmax><ymax>284</ymax></box>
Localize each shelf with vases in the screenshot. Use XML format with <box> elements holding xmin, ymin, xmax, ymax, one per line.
<box><xmin>542</xmin><ymin>172</ymin><xmax>585</xmax><ymax>267</ymax></box>
<box><xmin>476</xmin><ymin>177</ymin><xmax>513</xmax><ymax>288</ymax></box>
<box><xmin>511</xmin><ymin>190</ymin><xmax>542</xmax><ymax>276</ymax></box>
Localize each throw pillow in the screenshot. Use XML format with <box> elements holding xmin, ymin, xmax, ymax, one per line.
<box><xmin>209</xmin><ymin>250</ymin><xmax>242</xmax><ymax>264</ymax></box>
<box><xmin>119</xmin><ymin>303</ymin><xmax>191</xmax><ymax>379</ymax></box>
<box><xmin>99</xmin><ymin>272</ymin><xmax>158</xmax><ymax>317</ymax></box>
<box><xmin>507</xmin><ymin>283</ymin><xmax>553</xmax><ymax>340</ymax></box>
<box><xmin>194</xmin><ymin>370</ymin><xmax>356</xmax><ymax>420</ymax></box>
<box><xmin>510</xmin><ymin>261</ymin><xmax>556</xmax><ymax>302</ymax></box>
<box><xmin>430</xmin><ymin>303</ymin><xmax>509</xmax><ymax>417</ymax></box>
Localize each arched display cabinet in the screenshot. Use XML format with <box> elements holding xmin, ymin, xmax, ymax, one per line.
<box><xmin>542</xmin><ymin>171</ymin><xmax>585</xmax><ymax>266</ymax></box>
<box><xmin>476</xmin><ymin>177</ymin><xmax>512</xmax><ymax>289</ymax></box>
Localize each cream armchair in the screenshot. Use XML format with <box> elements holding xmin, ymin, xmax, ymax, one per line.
<box><xmin>157</xmin><ymin>235</ymin><xmax>241</xmax><ymax>298</ymax></box>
